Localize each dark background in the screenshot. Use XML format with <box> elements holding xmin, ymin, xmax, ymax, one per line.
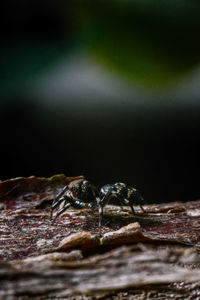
<box><xmin>1</xmin><ymin>0</ymin><xmax>200</xmax><ymax>204</ymax></box>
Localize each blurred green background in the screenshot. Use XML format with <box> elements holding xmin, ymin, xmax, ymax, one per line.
<box><xmin>1</xmin><ymin>0</ymin><xmax>200</xmax><ymax>203</ymax></box>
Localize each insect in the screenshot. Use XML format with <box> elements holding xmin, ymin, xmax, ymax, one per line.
<box><xmin>50</xmin><ymin>179</ymin><xmax>145</xmax><ymax>236</ymax></box>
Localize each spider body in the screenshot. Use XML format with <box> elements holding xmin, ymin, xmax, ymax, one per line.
<box><xmin>51</xmin><ymin>179</ymin><xmax>145</xmax><ymax>235</ymax></box>
<box><xmin>97</xmin><ymin>182</ymin><xmax>145</xmax><ymax>234</ymax></box>
<box><xmin>99</xmin><ymin>182</ymin><xmax>145</xmax><ymax>210</ymax></box>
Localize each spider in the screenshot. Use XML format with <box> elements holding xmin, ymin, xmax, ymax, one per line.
<box><xmin>50</xmin><ymin>179</ymin><xmax>145</xmax><ymax>236</ymax></box>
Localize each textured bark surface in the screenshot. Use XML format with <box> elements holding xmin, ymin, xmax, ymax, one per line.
<box><xmin>0</xmin><ymin>175</ymin><xmax>200</xmax><ymax>299</ymax></box>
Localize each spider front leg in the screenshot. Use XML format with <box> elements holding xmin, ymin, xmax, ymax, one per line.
<box><xmin>52</xmin><ymin>194</ymin><xmax>94</xmax><ymax>221</ymax></box>
<box><xmin>50</xmin><ymin>184</ymin><xmax>69</xmax><ymax>219</ymax></box>
<box><xmin>52</xmin><ymin>196</ymin><xmax>71</xmax><ymax>221</ymax></box>
<box><xmin>96</xmin><ymin>199</ymin><xmax>104</xmax><ymax>237</ymax></box>
<box><xmin>96</xmin><ymin>191</ymin><xmax>112</xmax><ymax>236</ymax></box>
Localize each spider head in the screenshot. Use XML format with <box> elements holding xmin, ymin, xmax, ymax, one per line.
<box><xmin>68</xmin><ymin>179</ymin><xmax>97</xmax><ymax>204</ymax></box>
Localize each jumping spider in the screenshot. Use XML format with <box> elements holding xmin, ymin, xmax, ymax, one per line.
<box><xmin>50</xmin><ymin>179</ymin><xmax>145</xmax><ymax>236</ymax></box>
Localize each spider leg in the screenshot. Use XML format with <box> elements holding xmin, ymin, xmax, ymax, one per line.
<box><xmin>130</xmin><ymin>205</ymin><xmax>136</xmax><ymax>215</ymax></box>
<box><xmin>122</xmin><ymin>197</ymin><xmax>136</xmax><ymax>216</ymax></box>
<box><xmin>53</xmin><ymin>195</ymin><xmax>92</xmax><ymax>222</ymax></box>
<box><xmin>50</xmin><ymin>184</ymin><xmax>69</xmax><ymax>219</ymax></box>
<box><xmin>130</xmin><ymin>203</ymin><xmax>145</xmax><ymax>216</ymax></box>
<box><xmin>51</xmin><ymin>196</ymin><xmax>68</xmax><ymax>219</ymax></box>
<box><xmin>131</xmin><ymin>204</ymin><xmax>145</xmax><ymax>216</ymax></box>
<box><xmin>128</xmin><ymin>191</ymin><xmax>146</xmax><ymax>215</ymax></box>
<box><xmin>97</xmin><ymin>201</ymin><xmax>104</xmax><ymax>237</ymax></box>
<box><xmin>50</xmin><ymin>196</ymin><xmax>67</xmax><ymax>219</ymax></box>
<box><xmin>97</xmin><ymin>191</ymin><xmax>112</xmax><ymax>236</ymax></box>
<box><xmin>68</xmin><ymin>198</ymin><xmax>89</xmax><ymax>209</ymax></box>
<box><xmin>98</xmin><ymin>195</ymin><xmax>124</xmax><ymax>236</ymax></box>
<box><xmin>140</xmin><ymin>205</ymin><xmax>145</xmax><ymax>212</ymax></box>
<box><xmin>53</xmin><ymin>200</ymin><xmax>71</xmax><ymax>221</ymax></box>
<box><xmin>134</xmin><ymin>192</ymin><xmax>146</xmax><ymax>212</ymax></box>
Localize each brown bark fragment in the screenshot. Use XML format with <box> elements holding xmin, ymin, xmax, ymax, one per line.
<box><xmin>0</xmin><ymin>175</ymin><xmax>200</xmax><ymax>298</ymax></box>
<box><xmin>0</xmin><ymin>245</ymin><xmax>200</xmax><ymax>299</ymax></box>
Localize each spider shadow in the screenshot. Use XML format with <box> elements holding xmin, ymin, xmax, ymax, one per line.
<box><xmin>133</xmin><ymin>214</ymin><xmax>166</xmax><ymax>228</ymax></box>
<box><xmin>81</xmin><ymin>210</ymin><xmax>137</xmax><ymax>232</ymax></box>
<box><xmin>82</xmin><ymin>210</ymin><xmax>163</xmax><ymax>232</ymax></box>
